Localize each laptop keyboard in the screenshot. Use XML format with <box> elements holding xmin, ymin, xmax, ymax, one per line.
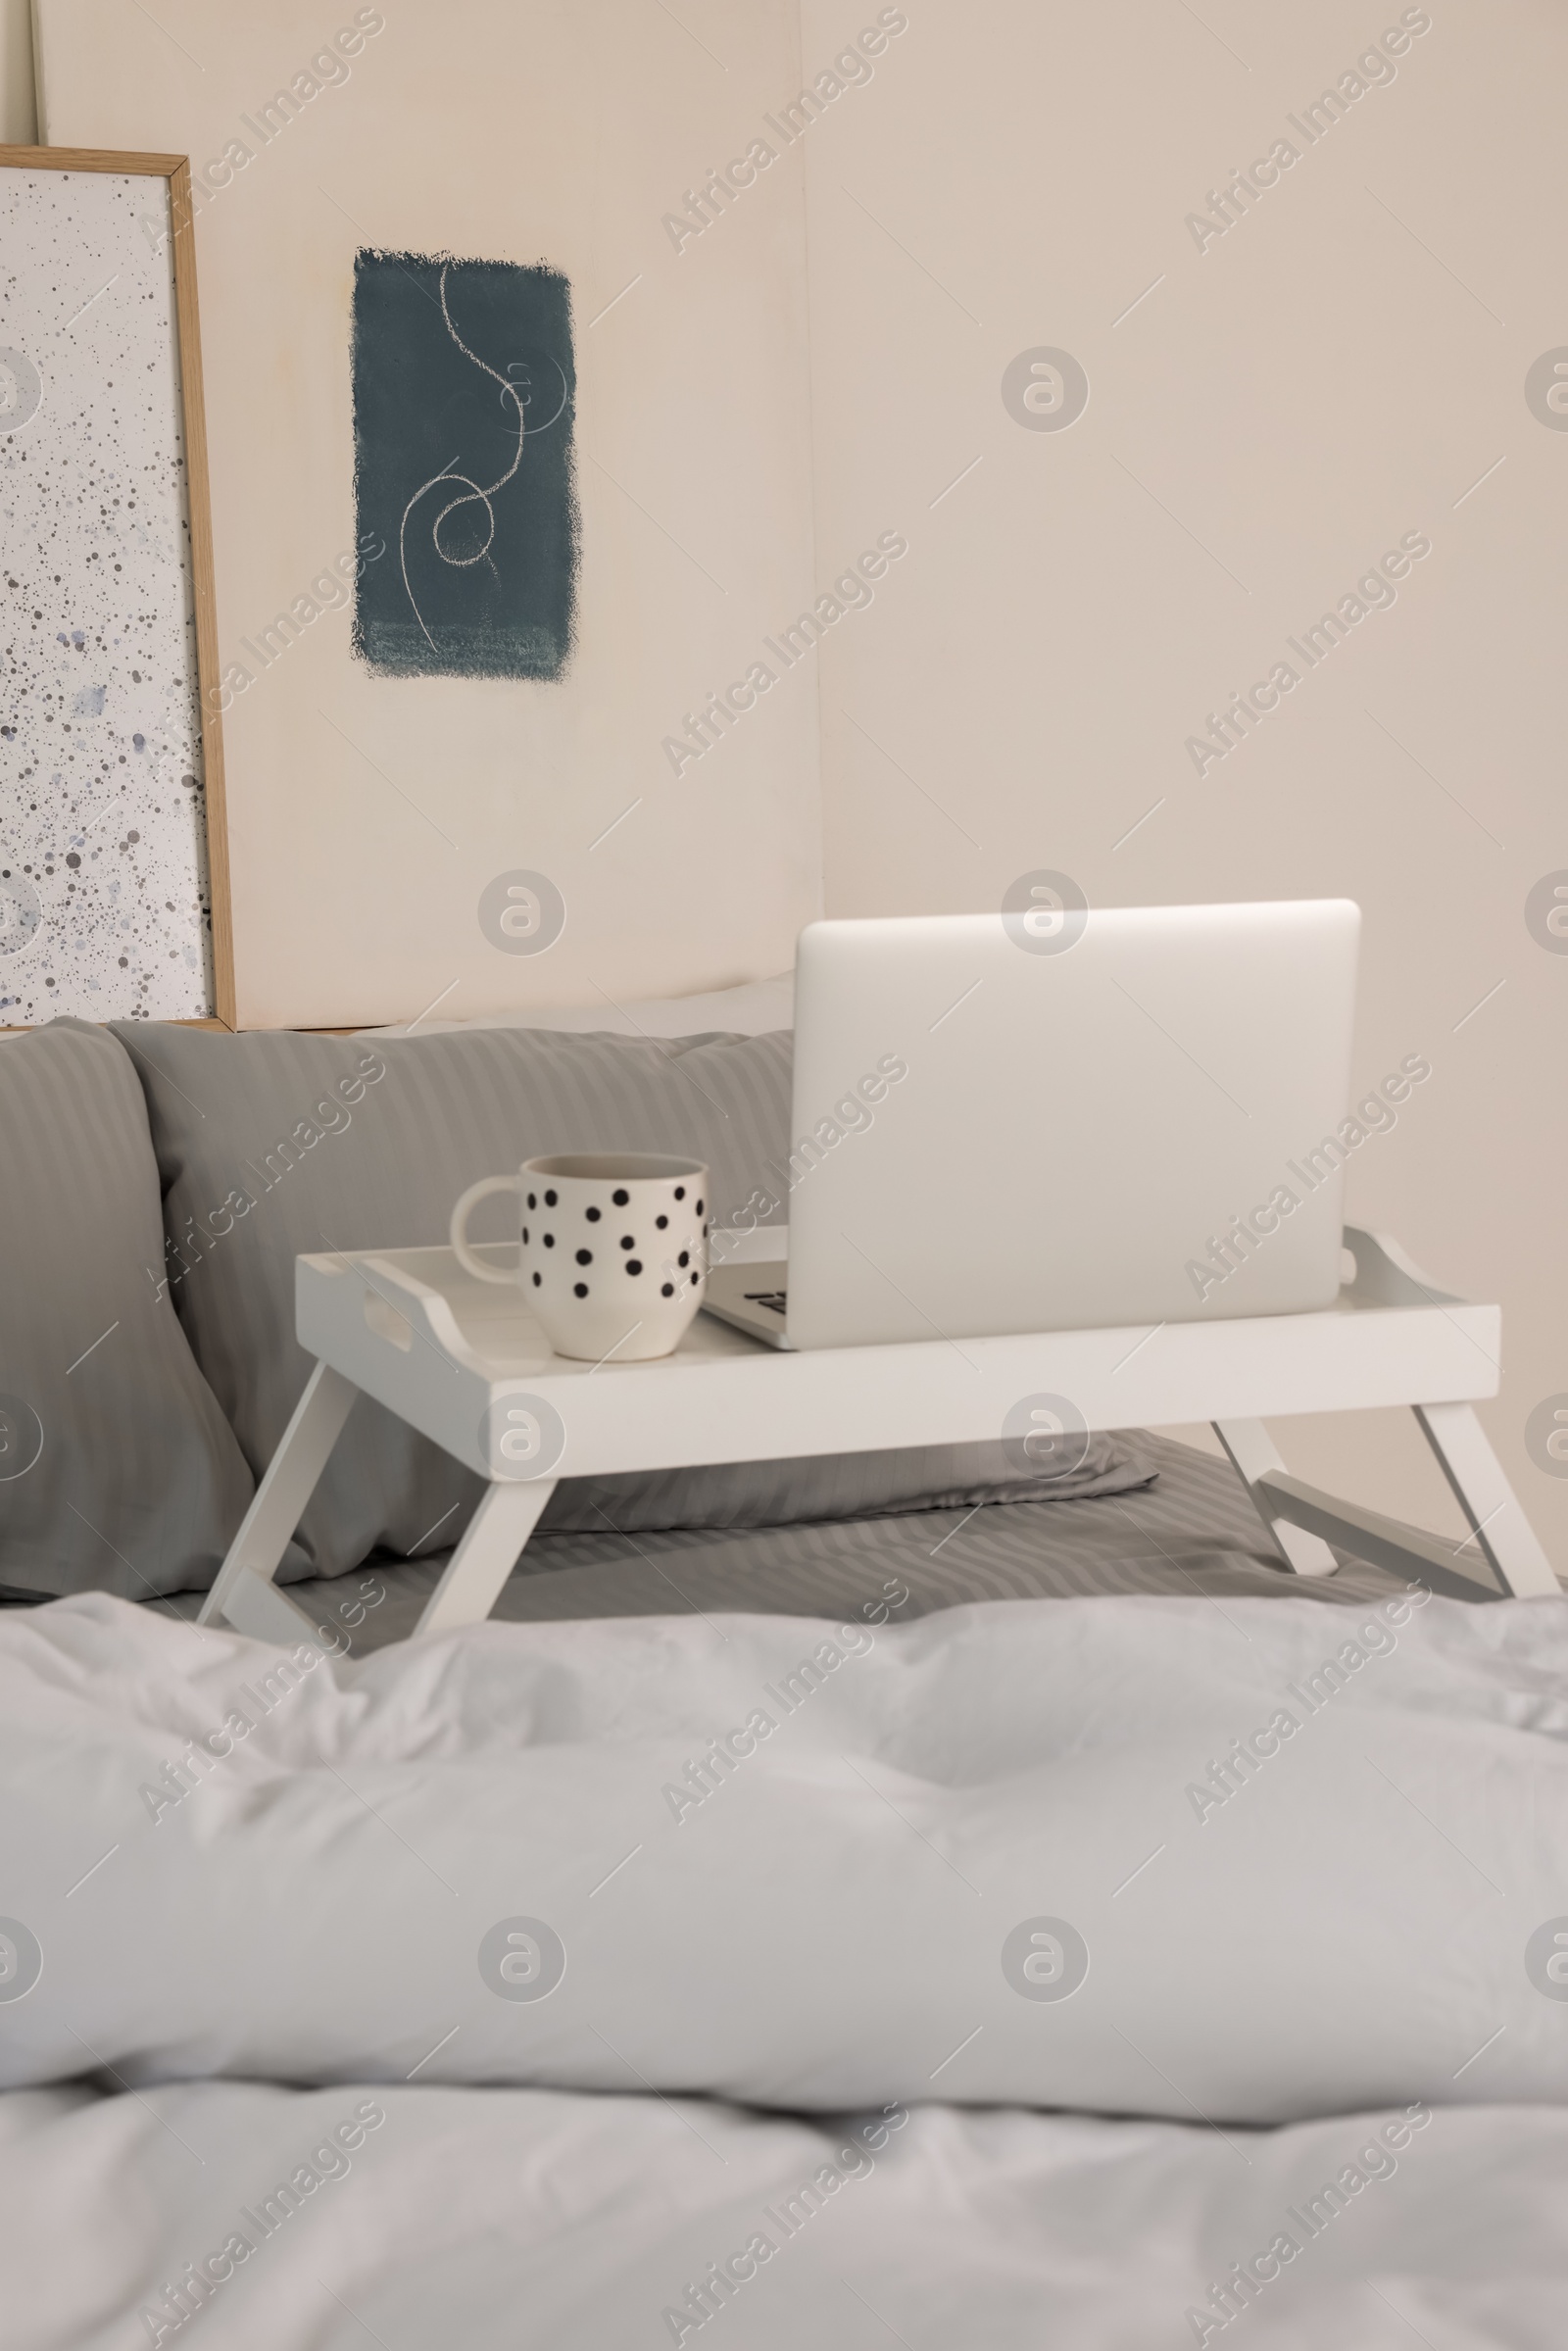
<box><xmin>743</xmin><ymin>1290</ymin><xmax>788</xmax><ymax>1315</ymax></box>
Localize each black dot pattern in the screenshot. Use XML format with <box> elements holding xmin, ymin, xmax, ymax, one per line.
<box><xmin>519</xmin><ymin>1170</ymin><xmax>709</xmax><ymax>1335</ymax></box>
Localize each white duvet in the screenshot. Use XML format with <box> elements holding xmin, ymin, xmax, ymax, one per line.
<box><xmin>2</xmin><ymin>2081</ymin><xmax>1566</xmax><ymax>2348</ymax></box>
<box><xmin>5</xmin><ymin>1587</ymin><xmax>1568</xmax><ymax>2122</ymax></box>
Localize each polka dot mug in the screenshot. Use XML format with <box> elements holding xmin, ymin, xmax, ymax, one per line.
<box><xmin>450</xmin><ymin>1153</ymin><xmax>710</xmax><ymax>1361</ymax></box>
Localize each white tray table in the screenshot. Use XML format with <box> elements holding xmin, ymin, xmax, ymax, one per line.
<box><xmin>198</xmin><ymin>1226</ymin><xmax>1558</xmax><ymax>1648</ymax></box>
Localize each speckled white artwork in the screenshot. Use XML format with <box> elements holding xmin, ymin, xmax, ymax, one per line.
<box><xmin>0</xmin><ymin>170</ymin><xmax>213</xmax><ymax>1021</ymax></box>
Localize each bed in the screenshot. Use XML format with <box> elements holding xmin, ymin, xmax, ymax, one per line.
<box><xmin>6</xmin><ymin>1474</ymin><xmax>1568</xmax><ymax>2344</ymax></box>
<box><xmin>3</xmin><ymin>1003</ymin><xmax>1565</xmax><ymax>2346</ymax></box>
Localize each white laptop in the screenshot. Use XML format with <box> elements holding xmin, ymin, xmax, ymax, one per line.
<box><xmin>702</xmin><ymin>900</ymin><xmax>1359</xmax><ymax>1350</ymax></box>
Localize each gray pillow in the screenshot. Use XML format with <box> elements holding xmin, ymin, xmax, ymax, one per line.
<box><xmin>0</xmin><ymin>1021</ymin><xmax>256</xmax><ymax>1600</ymax></box>
<box><xmin>112</xmin><ymin>1021</ymin><xmax>1147</xmax><ymax>1581</ymax></box>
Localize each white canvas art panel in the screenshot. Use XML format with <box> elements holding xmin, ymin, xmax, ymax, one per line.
<box><xmin>0</xmin><ymin>165</ymin><xmax>213</xmax><ymax>1020</ymax></box>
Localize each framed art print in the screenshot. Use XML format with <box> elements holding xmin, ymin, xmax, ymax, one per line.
<box><xmin>0</xmin><ymin>146</ymin><xmax>233</xmax><ymax>1025</ymax></box>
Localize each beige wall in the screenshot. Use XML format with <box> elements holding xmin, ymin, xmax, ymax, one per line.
<box><xmin>37</xmin><ymin>0</ymin><xmax>823</xmax><ymax>1026</ymax></box>
<box><xmin>800</xmin><ymin>0</ymin><xmax>1568</xmax><ymax>1557</ymax></box>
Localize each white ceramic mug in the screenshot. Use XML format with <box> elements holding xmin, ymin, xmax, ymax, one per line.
<box><xmin>450</xmin><ymin>1152</ymin><xmax>710</xmax><ymax>1362</ymax></box>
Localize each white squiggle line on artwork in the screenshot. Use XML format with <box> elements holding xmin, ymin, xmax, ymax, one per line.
<box><xmin>398</xmin><ymin>265</ymin><xmax>569</xmax><ymax>654</ymax></box>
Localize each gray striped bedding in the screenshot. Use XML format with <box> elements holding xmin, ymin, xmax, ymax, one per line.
<box><xmin>157</xmin><ymin>1434</ymin><xmax>1447</xmax><ymax>1651</ymax></box>
<box><xmin>0</xmin><ymin>1021</ymin><xmax>255</xmax><ymax>1600</ymax></box>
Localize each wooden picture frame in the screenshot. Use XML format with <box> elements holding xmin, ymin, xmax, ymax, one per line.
<box><xmin>0</xmin><ymin>145</ymin><xmax>234</xmax><ymax>1029</ymax></box>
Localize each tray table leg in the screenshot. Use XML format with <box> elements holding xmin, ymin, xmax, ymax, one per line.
<box><xmin>198</xmin><ymin>1361</ymin><xmax>360</xmax><ymax>1628</ymax></box>
<box><xmin>1413</xmin><ymin>1402</ymin><xmax>1559</xmax><ymax>1597</ymax></box>
<box><xmin>1211</xmin><ymin>1419</ymin><xmax>1340</xmax><ymax>1578</ymax></box>
<box><xmin>414</xmin><ymin>1478</ymin><xmax>561</xmax><ymax>1638</ymax></box>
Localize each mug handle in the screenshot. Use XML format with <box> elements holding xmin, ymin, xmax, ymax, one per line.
<box><xmin>450</xmin><ymin>1175</ymin><xmax>527</xmax><ymax>1285</ymax></box>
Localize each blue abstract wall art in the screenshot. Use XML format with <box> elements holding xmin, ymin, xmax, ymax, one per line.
<box><xmin>351</xmin><ymin>251</ymin><xmax>577</xmax><ymax>681</ymax></box>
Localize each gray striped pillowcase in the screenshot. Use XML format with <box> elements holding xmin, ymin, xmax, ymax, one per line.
<box><xmin>0</xmin><ymin>1021</ymin><xmax>255</xmax><ymax>1599</ymax></box>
